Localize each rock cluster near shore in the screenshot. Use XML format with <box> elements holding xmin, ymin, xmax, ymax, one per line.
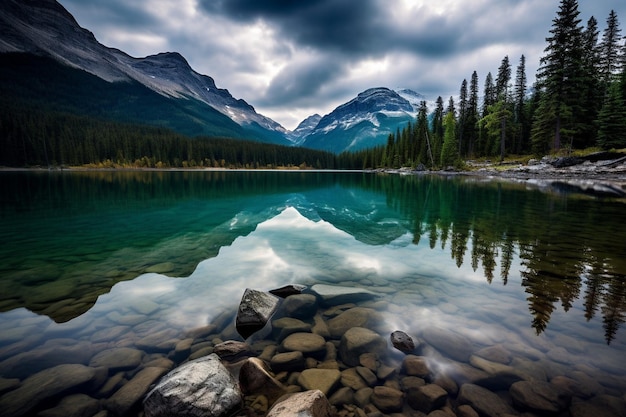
<box><xmin>1</xmin><ymin>283</ymin><xmax>625</xmax><ymax>417</ymax></box>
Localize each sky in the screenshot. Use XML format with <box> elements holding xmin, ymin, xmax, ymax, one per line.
<box><xmin>59</xmin><ymin>0</ymin><xmax>626</xmax><ymax>131</ymax></box>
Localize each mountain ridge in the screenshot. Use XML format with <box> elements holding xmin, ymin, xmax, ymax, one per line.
<box><xmin>0</xmin><ymin>0</ymin><xmax>288</xmax><ymax>143</ymax></box>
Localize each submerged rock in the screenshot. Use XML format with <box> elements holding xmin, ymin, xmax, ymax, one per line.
<box><xmin>339</xmin><ymin>327</ymin><xmax>387</xmax><ymax>367</ymax></box>
<box><xmin>213</xmin><ymin>340</ymin><xmax>255</xmax><ymax>362</ymax></box>
<box><xmin>509</xmin><ymin>380</ymin><xmax>570</xmax><ymax>413</ymax></box>
<box><xmin>458</xmin><ymin>383</ymin><xmax>515</xmax><ymax>417</ymax></box>
<box><xmin>236</xmin><ymin>289</ymin><xmax>280</xmax><ymax>339</ymax></box>
<box><xmin>0</xmin><ymin>364</ymin><xmax>97</xmax><ymax>417</ymax></box>
<box><xmin>390</xmin><ymin>330</ymin><xmax>416</xmax><ymax>353</ymax></box>
<box><xmin>310</xmin><ymin>284</ymin><xmax>380</xmax><ymax>306</ymax></box>
<box><xmin>267</xmin><ymin>390</ymin><xmax>332</xmax><ymax>417</ymax></box>
<box><xmin>421</xmin><ymin>327</ymin><xmax>473</xmax><ymax>362</ymax></box>
<box><xmin>269</xmin><ymin>284</ymin><xmax>307</xmax><ymax>298</ymax></box>
<box><xmin>143</xmin><ymin>354</ymin><xmax>242</xmax><ymax>417</ymax></box>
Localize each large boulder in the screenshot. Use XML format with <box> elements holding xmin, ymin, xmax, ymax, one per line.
<box><xmin>267</xmin><ymin>390</ymin><xmax>332</xmax><ymax>417</ymax></box>
<box><xmin>236</xmin><ymin>289</ymin><xmax>280</xmax><ymax>339</ymax></box>
<box><xmin>143</xmin><ymin>354</ymin><xmax>242</xmax><ymax>417</ymax></box>
<box><xmin>339</xmin><ymin>327</ymin><xmax>387</xmax><ymax>367</ymax></box>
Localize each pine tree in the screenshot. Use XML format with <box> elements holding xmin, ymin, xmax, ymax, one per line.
<box><xmin>440</xmin><ymin>111</ymin><xmax>459</xmax><ymax>167</ymax></box>
<box><xmin>467</xmin><ymin>71</ymin><xmax>480</xmax><ymax>156</ymax></box>
<box><xmin>458</xmin><ymin>79</ymin><xmax>468</xmax><ymax>156</ymax></box>
<box><xmin>432</xmin><ymin>97</ymin><xmax>445</xmax><ymax>165</ymax></box>
<box><xmin>597</xmin><ymin>81</ymin><xmax>626</xmax><ymax>149</ymax></box>
<box><xmin>513</xmin><ymin>55</ymin><xmax>529</xmax><ymax>153</ymax></box>
<box><xmin>495</xmin><ymin>55</ymin><xmax>511</xmax><ymax>101</ymax></box>
<box><xmin>599</xmin><ymin>10</ymin><xmax>623</xmax><ymax>89</ymax></box>
<box><xmin>579</xmin><ymin>16</ymin><xmax>602</xmax><ymax>148</ymax></box>
<box><xmin>532</xmin><ymin>0</ymin><xmax>585</xmax><ymax>153</ymax></box>
<box><xmin>482</xmin><ymin>72</ymin><xmax>495</xmax><ymax>118</ymax></box>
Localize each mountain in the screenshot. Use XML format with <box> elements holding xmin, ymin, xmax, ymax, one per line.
<box><xmin>296</xmin><ymin>87</ymin><xmax>419</xmax><ymax>153</ymax></box>
<box><xmin>0</xmin><ymin>0</ymin><xmax>289</xmax><ymax>144</ymax></box>
<box><xmin>287</xmin><ymin>114</ymin><xmax>322</xmax><ymax>145</ymax></box>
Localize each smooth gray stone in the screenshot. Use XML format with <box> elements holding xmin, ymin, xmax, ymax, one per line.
<box><xmin>143</xmin><ymin>354</ymin><xmax>242</xmax><ymax>417</ymax></box>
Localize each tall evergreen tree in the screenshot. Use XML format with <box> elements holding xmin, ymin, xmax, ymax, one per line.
<box><xmin>532</xmin><ymin>0</ymin><xmax>585</xmax><ymax>153</ymax></box>
<box><xmin>599</xmin><ymin>10</ymin><xmax>623</xmax><ymax>89</ymax></box>
<box><xmin>597</xmin><ymin>81</ymin><xmax>626</xmax><ymax>149</ymax></box>
<box><xmin>432</xmin><ymin>96</ymin><xmax>445</xmax><ymax>165</ymax></box>
<box><xmin>580</xmin><ymin>16</ymin><xmax>602</xmax><ymax>147</ymax></box>
<box><xmin>458</xmin><ymin>79</ymin><xmax>468</xmax><ymax>155</ymax></box>
<box><xmin>513</xmin><ymin>55</ymin><xmax>529</xmax><ymax>153</ymax></box>
<box><xmin>495</xmin><ymin>55</ymin><xmax>512</xmax><ymax>101</ymax></box>
<box><xmin>440</xmin><ymin>111</ymin><xmax>459</xmax><ymax>167</ymax></box>
<box><xmin>467</xmin><ymin>71</ymin><xmax>480</xmax><ymax>156</ymax></box>
<box><xmin>482</xmin><ymin>72</ymin><xmax>496</xmax><ymax>117</ymax></box>
<box><xmin>446</xmin><ymin>96</ymin><xmax>456</xmax><ymax>117</ymax></box>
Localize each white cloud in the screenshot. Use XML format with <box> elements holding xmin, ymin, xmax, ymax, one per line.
<box><xmin>58</xmin><ymin>0</ymin><xmax>626</xmax><ymax>129</ymax></box>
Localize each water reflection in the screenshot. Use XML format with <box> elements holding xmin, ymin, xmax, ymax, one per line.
<box><xmin>0</xmin><ymin>171</ymin><xmax>625</xmax><ymax>345</ymax></box>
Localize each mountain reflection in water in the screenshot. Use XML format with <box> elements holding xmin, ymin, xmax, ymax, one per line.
<box><xmin>0</xmin><ymin>170</ymin><xmax>624</xmax><ymax>346</ymax></box>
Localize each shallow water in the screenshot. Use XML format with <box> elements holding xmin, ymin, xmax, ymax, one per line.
<box><xmin>0</xmin><ymin>170</ymin><xmax>625</xmax><ymax>416</ymax></box>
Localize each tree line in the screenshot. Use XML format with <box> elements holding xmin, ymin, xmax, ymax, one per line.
<box><xmin>0</xmin><ymin>102</ymin><xmax>345</xmax><ymax>169</ymax></box>
<box><xmin>368</xmin><ymin>0</ymin><xmax>626</xmax><ymax>170</ymax></box>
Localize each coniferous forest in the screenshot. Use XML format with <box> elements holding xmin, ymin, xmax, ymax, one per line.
<box><xmin>367</xmin><ymin>1</ymin><xmax>626</xmax><ymax>170</ymax></box>
<box><xmin>1</xmin><ymin>0</ymin><xmax>625</xmax><ymax>170</ymax></box>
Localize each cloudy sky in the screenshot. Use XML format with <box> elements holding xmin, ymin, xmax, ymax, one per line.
<box><xmin>59</xmin><ymin>0</ymin><xmax>625</xmax><ymax>130</ymax></box>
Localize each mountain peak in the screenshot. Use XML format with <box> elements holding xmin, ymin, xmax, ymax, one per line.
<box><xmin>297</xmin><ymin>87</ymin><xmax>417</xmax><ymax>153</ymax></box>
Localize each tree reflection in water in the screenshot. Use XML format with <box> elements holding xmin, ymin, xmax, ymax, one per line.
<box><xmin>360</xmin><ymin>174</ymin><xmax>626</xmax><ymax>344</ymax></box>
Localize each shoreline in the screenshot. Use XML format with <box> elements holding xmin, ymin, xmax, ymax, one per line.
<box><xmin>2</xmin><ymin>164</ymin><xmax>625</xmax><ymax>196</ymax></box>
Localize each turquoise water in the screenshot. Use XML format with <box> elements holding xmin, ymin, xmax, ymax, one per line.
<box><xmin>0</xmin><ymin>170</ymin><xmax>625</xmax><ymax>415</ymax></box>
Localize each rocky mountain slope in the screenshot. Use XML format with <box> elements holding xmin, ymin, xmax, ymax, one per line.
<box><xmin>0</xmin><ymin>0</ymin><xmax>288</xmax><ymax>144</ymax></box>
<box><xmin>296</xmin><ymin>87</ymin><xmax>420</xmax><ymax>153</ymax></box>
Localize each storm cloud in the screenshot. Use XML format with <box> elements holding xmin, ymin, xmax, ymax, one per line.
<box><xmin>59</xmin><ymin>0</ymin><xmax>626</xmax><ymax>129</ymax></box>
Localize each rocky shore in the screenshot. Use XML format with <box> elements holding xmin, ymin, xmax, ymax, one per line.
<box><xmin>380</xmin><ymin>152</ymin><xmax>626</xmax><ymax>198</ymax></box>
<box><xmin>2</xmin><ymin>283</ymin><xmax>624</xmax><ymax>417</ymax></box>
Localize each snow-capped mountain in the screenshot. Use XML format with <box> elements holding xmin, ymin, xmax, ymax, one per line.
<box><xmin>287</xmin><ymin>114</ymin><xmax>322</xmax><ymax>145</ymax></box>
<box><xmin>296</xmin><ymin>88</ymin><xmax>420</xmax><ymax>153</ymax></box>
<box><xmin>0</xmin><ymin>0</ymin><xmax>288</xmax><ymax>143</ymax></box>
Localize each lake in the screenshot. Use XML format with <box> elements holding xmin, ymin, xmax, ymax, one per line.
<box><xmin>0</xmin><ymin>170</ymin><xmax>625</xmax><ymax>417</ymax></box>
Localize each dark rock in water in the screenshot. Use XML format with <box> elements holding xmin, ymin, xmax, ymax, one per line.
<box><xmin>239</xmin><ymin>357</ymin><xmax>288</xmax><ymax>404</ymax></box>
<box><xmin>213</xmin><ymin>340</ymin><xmax>255</xmax><ymax>362</ymax></box>
<box><xmin>269</xmin><ymin>284</ymin><xmax>307</xmax><ymax>298</ymax></box>
<box><xmin>339</xmin><ymin>327</ymin><xmax>387</xmax><ymax>367</ymax></box>
<box><xmin>402</xmin><ymin>355</ymin><xmax>431</xmax><ymax>379</ymax></box>
<box><xmin>270</xmin><ymin>351</ymin><xmax>306</xmax><ymax>372</ymax></box>
<box><xmin>370</xmin><ymin>386</ymin><xmax>404</xmax><ymax>413</ymax></box>
<box><xmin>390</xmin><ymin>330</ymin><xmax>416</xmax><ymax>353</ymax></box>
<box><xmin>143</xmin><ymin>354</ymin><xmax>242</xmax><ymax>417</ymax></box>
<box><xmin>0</xmin><ymin>364</ymin><xmax>97</xmax><ymax>417</ymax></box>
<box><xmin>310</xmin><ymin>284</ymin><xmax>379</xmax><ymax>306</ymax></box>
<box><xmin>509</xmin><ymin>380</ymin><xmax>570</xmax><ymax>414</ymax></box>
<box><xmin>406</xmin><ymin>383</ymin><xmax>447</xmax><ymax>413</ymax></box>
<box><xmin>458</xmin><ymin>383</ymin><xmax>515</xmax><ymax>417</ymax></box>
<box><xmin>267</xmin><ymin>390</ymin><xmax>332</xmax><ymax>417</ymax></box>
<box><xmin>281</xmin><ymin>294</ymin><xmax>318</xmax><ymax>319</ymax></box>
<box><xmin>236</xmin><ymin>289</ymin><xmax>280</xmax><ymax>339</ymax></box>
